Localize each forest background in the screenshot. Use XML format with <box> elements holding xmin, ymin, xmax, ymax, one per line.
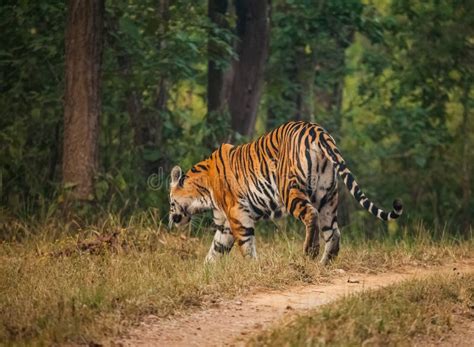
<box><xmin>1</xmin><ymin>0</ymin><xmax>472</xmax><ymax>236</ymax></box>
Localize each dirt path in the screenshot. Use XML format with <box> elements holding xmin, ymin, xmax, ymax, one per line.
<box><xmin>114</xmin><ymin>260</ymin><xmax>473</xmax><ymax>347</ymax></box>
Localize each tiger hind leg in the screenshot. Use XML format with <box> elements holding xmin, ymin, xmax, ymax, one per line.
<box><xmin>319</xmin><ymin>190</ymin><xmax>341</xmax><ymax>265</ymax></box>
<box><xmin>287</xmin><ymin>188</ymin><xmax>320</xmax><ymax>258</ymax></box>
<box><xmin>228</xmin><ymin>207</ymin><xmax>257</xmax><ymax>259</ymax></box>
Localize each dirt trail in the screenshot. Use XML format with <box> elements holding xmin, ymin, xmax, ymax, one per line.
<box><xmin>114</xmin><ymin>260</ymin><xmax>473</xmax><ymax>347</ymax></box>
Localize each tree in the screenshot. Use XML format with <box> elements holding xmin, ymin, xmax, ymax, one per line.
<box><xmin>1</xmin><ymin>0</ymin><xmax>471</xmax><ymax>231</ymax></box>
<box><xmin>229</xmin><ymin>0</ymin><xmax>270</xmax><ymax>137</ymax></box>
<box><xmin>205</xmin><ymin>0</ymin><xmax>270</xmax><ymax>139</ymax></box>
<box><xmin>62</xmin><ymin>0</ymin><xmax>104</xmax><ymax>200</ymax></box>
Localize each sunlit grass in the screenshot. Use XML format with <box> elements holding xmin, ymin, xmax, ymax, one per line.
<box><xmin>0</xmin><ymin>215</ymin><xmax>472</xmax><ymax>345</ymax></box>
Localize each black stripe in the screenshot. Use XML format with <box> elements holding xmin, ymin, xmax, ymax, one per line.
<box><xmin>238</xmin><ymin>238</ymin><xmax>251</xmax><ymax>246</ymax></box>
<box><xmin>214</xmin><ymin>241</ymin><xmax>233</xmax><ymax>254</ymax></box>
<box><xmin>345</xmin><ymin>173</ymin><xmax>354</xmax><ymax>191</ymax></box>
<box><xmin>370</xmin><ymin>204</ymin><xmax>379</xmax><ymax>216</ymax></box>
<box><xmin>354</xmin><ymin>187</ymin><xmax>363</xmax><ymax>200</ymax></box>
<box><xmin>321</xmin><ymin>159</ymin><xmax>328</xmax><ymax>173</ymax></box>
<box><xmin>241</xmin><ymin>227</ymin><xmax>255</xmax><ymax>237</ymax></box>
<box><xmin>309</xmin><ymin>127</ymin><xmax>317</xmax><ymax>141</ymax></box>
<box><xmin>218</xmin><ymin>146</ymin><xmax>228</xmax><ymax>183</ymax></box>
<box><xmin>248</xmin><ymin>199</ymin><xmax>264</xmax><ymax>217</ymax></box>
<box><xmin>289</xmin><ymin>198</ymin><xmax>306</xmax><ymax>216</ymax></box>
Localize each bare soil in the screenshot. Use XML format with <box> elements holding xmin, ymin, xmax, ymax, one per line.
<box><xmin>112</xmin><ymin>260</ymin><xmax>474</xmax><ymax>347</ymax></box>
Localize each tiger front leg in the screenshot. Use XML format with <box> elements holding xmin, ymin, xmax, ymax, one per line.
<box><xmin>205</xmin><ymin>225</ymin><xmax>235</xmax><ymax>263</ymax></box>
<box><xmin>205</xmin><ymin>211</ymin><xmax>235</xmax><ymax>263</ymax></box>
<box><xmin>228</xmin><ymin>206</ymin><xmax>257</xmax><ymax>259</ymax></box>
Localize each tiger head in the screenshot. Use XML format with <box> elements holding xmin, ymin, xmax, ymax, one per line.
<box><xmin>168</xmin><ymin>165</ymin><xmax>212</xmax><ymax>228</ymax></box>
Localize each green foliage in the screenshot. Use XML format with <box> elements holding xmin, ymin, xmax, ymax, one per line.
<box><xmin>0</xmin><ymin>0</ymin><xmax>234</xmax><ymax>218</ymax></box>
<box><xmin>0</xmin><ymin>1</ymin><xmax>65</xmax><ymax>216</ymax></box>
<box><xmin>0</xmin><ymin>0</ymin><xmax>472</xmax><ymax>231</ymax></box>
<box><xmin>265</xmin><ymin>0</ymin><xmax>366</xmax><ymax>132</ymax></box>
<box><xmin>342</xmin><ymin>0</ymin><xmax>474</xmax><ymax>228</ymax></box>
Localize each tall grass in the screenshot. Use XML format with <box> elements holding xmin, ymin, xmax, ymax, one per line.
<box><xmin>0</xmin><ymin>213</ymin><xmax>472</xmax><ymax>345</ymax></box>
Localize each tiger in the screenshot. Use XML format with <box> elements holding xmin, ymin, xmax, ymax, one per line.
<box><xmin>169</xmin><ymin>121</ymin><xmax>403</xmax><ymax>265</ymax></box>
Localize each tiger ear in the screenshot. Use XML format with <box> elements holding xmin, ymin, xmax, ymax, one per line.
<box><xmin>170</xmin><ymin>166</ymin><xmax>182</xmax><ymax>187</ymax></box>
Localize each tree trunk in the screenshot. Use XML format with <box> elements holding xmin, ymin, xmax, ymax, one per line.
<box><xmin>229</xmin><ymin>0</ymin><xmax>270</xmax><ymax>137</ymax></box>
<box><xmin>461</xmin><ymin>81</ymin><xmax>471</xmax><ymax>234</ymax></box>
<box><xmin>63</xmin><ymin>0</ymin><xmax>104</xmax><ymax>200</ymax></box>
<box><xmin>295</xmin><ymin>46</ymin><xmax>317</xmax><ymax>122</ymax></box>
<box><xmin>208</xmin><ymin>0</ymin><xmax>229</xmax><ymax>114</ymax></box>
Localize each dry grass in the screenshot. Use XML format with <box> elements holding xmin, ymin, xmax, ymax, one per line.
<box><xmin>0</xmin><ymin>215</ymin><xmax>472</xmax><ymax>345</ymax></box>
<box><xmin>249</xmin><ymin>273</ymin><xmax>474</xmax><ymax>346</ymax></box>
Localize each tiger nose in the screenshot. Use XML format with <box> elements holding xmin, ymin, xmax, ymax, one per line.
<box><xmin>172</xmin><ymin>214</ymin><xmax>182</xmax><ymax>223</ymax></box>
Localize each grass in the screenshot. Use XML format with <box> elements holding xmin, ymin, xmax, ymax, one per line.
<box><xmin>0</xmin><ymin>214</ymin><xmax>472</xmax><ymax>345</ymax></box>
<box><xmin>249</xmin><ymin>273</ymin><xmax>474</xmax><ymax>346</ymax></box>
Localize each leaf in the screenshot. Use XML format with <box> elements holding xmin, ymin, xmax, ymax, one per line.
<box><xmin>31</xmin><ymin>108</ymin><xmax>40</xmax><ymax>119</ymax></box>
<box><xmin>95</xmin><ymin>180</ymin><xmax>109</xmax><ymax>201</ymax></box>
<box><xmin>119</xmin><ymin>16</ymin><xmax>140</xmax><ymax>41</ymax></box>
<box><xmin>114</xmin><ymin>173</ymin><xmax>127</xmax><ymax>192</ymax></box>
<box><xmin>143</xmin><ymin>148</ymin><xmax>161</xmax><ymax>162</ymax></box>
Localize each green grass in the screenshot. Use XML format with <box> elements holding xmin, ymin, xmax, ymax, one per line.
<box><xmin>249</xmin><ymin>273</ymin><xmax>474</xmax><ymax>346</ymax></box>
<box><xmin>0</xmin><ymin>215</ymin><xmax>472</xmax><ymax>345</ymax></box>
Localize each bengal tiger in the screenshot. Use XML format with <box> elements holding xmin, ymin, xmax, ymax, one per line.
<box><xmin>169</xmin><ymin>121</ymin><xmax>403</xmax><ymax>265</ymax></box>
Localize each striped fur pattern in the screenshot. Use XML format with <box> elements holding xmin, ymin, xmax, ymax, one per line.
<box><xmin>169</xmin><ymin>121</ymin><xmax>403</xmax><ymax>264</ymax></box>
